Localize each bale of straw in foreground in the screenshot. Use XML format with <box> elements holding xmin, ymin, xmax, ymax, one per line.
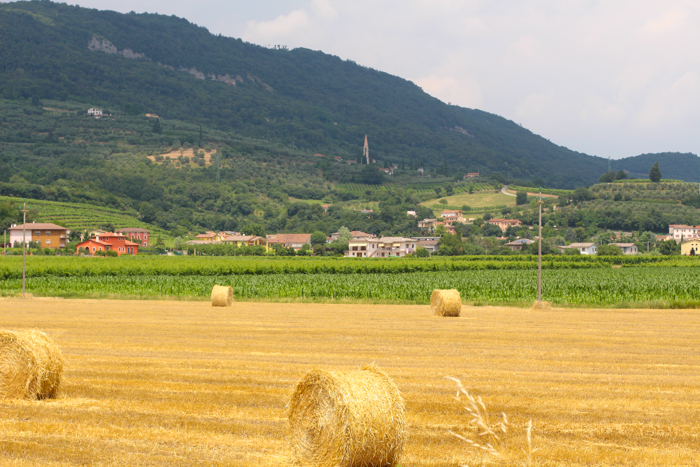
<box><xmin>288</xmin><ymin>365</ymin><xmax>406</xmax><ymax>467</ymax></box>
<box><xmin>211</xmin><ymin>285</ymin><xmax>233</xmax><ymax>307</ymax></box>
<box><xmin>431</xmin><ymin>289</ymin><xmax>462</xmax><ymax>317</ymax></box>
<box><xmin>0</xmin><ymin>329</ymin><xmax>63</xmax><ymax>400</ymax></box>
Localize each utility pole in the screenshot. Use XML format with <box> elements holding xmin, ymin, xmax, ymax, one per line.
<box><xmin>537</xmin><ymin>188</ymin><xmax>543</xmax><ymax>305</ymax></box>
<box><xmin>20</xmin><ymin>199</ymin><xmax>29</xmax><ymax>298</ymax></box>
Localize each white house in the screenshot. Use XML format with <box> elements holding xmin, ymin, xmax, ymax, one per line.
<box><xmin>87</xmin><ymin>108</ymin><xmax>103</xmax><ymax>117</ymax></box>
<box><xmin>345</xmin><ymin>237</ymin><xmax>417</xmax><ymax>258</ymax></box>
<box><xmin>565</xmin><ymin>242</ymin><xmax>597</xmax><ymax>255</ymax></box>
<box><xmin>610</xmin><ymin>243</ymin><xmax>638</xmax><ymax>255</ymax></box>
<box><xmin>668</xmin><ymin>224</ymin><xmax>700</xmax><ymax>243</ymax></box>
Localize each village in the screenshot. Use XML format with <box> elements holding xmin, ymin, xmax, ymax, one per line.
<box><xmin>6</xmin><ymin>213</ymin><xmax>700</xmax><ymax>257</ymax></box>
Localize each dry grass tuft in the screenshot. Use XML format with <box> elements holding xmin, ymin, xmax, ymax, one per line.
<box><xmin>288</xmin><ymin>365</ymin><xmax>406</xmax><ymax>467</ymax></box>
<box><xmin>431</xmin><ymin>289</ymin><xmax>462</xmax><ymax>317</ymax></box>
<box><xmin>211</xmin><ymin>285</ymin><xmax>233</xmax><ymax>307</ymax></box>
<box><xmin>530</xmin><ymin>300</ymin><xmax>551</xmax><ymax>310</ymax></box>
<box><xmin>0</xmin><ymin>329</ymin><xmax>63</xmax><ymax>400</ymax></box>
<box><xmin>446</xmin><ymin>377</ymin><xmax>535</xmax><ymax>466</ymax></box>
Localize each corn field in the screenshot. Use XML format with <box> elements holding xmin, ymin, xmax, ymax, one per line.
<box><xmin>2</xmin><ymin>268</ymin><xmax>700</xmax><ymax>306</ymax></box>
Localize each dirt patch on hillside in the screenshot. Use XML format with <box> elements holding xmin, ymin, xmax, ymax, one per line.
<box><xmin>147</xmin><ymin>148</ymin><xmax>217</xmax><ymax>167</ymax></box>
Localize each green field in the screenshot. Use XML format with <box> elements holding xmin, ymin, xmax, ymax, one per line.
<box><xmin>421</xmin><ymin>190</ymin><xmax>516</xmax><ymax>213</ymax></box>
<box><xmin>2</xmin><ymin>256</ymin><xmax>699</xmax><ymax>307</ymax></box>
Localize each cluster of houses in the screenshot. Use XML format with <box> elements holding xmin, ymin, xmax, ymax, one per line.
<box><xmin>4</xmin><ymin>223</ymin><xmax>149</xmax><ymax>256</ymax></box>
<box><xmin>418</xmin><ymin>210</ymin><xmax>523</xmax><ymax>236</ymax></box>
<box><xmin>6</xmin><ymin>219</ymin><xmax>700</xmax><ymax>257</ymax></box>
<box><xmin>187</xmin><ymin>230</ymin><xmax>440</xmax><ymax>257</ymax></box>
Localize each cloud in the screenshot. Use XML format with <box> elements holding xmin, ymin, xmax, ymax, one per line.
<box><xmin>413</xmin><ymin>74</ymin><xmax>483</xmax><ymax>109</ymax></box>
<box><xmin>245</xmin><ymin>9</ymin><xmax>310</xmax><ymax>42</ymax></box>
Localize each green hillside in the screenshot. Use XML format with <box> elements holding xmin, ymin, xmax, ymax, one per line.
<box><xmin>0</xmin><ymin>0</ymin><xmax>616</xmax><ymax>188</ymax></box>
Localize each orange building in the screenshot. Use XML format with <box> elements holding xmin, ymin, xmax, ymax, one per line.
<box><xmin>118</xmin><ymin>228</ymin><xmax>150</xmax><ymax>246</ymax></box>
<box><xmin>76</xmin><ymin>232</ymin><xmax>139</xmax><ymax>256</ymax></box>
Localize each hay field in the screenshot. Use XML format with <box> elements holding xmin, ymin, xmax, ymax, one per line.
<box><xmin>420</xmin><ymin>191</ymin><xmax>516</xmax><ymax>209</ymax></box>
<box><xmin>1</xmin><ymin>298</ymin><xmax>698</xmax><ymax>466</ymax></box>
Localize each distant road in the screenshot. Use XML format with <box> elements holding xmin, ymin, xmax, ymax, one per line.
<box><xmin>501</xmin><ymin>185</ymin><xmax>516</xmax><ymax>196</ymax></box>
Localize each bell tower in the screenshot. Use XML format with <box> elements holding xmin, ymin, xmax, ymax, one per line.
<box><xmin>363</xmin><ymin>135</ymin><xmax>369</xmax><ymax>164</ymax></box>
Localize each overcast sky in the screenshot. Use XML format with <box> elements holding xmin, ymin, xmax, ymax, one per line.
<box><xmin>7</xmin><ymin>0</ymin><xmax>699</xmax><ymax>159</ymax></box>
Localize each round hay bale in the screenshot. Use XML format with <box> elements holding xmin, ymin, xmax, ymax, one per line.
<box><xmin>431</xmin><ymin>289</ymin><xmax>462</xmax><ymax>317</ymax></box>
<box><xmin>0</xmin><ymin>329</ymin><xmax>63</xmax><ymax>400</ymax></box>
<box><xmin>211</xmin><ymin>285</ymin><xmax>233</xmax><ymax>307</ymax></box>
<box><xmin>530</xmin><ymin>300</ymin><xmax>551</xmax><ymax>310</ymax></box>
<box><xmin>288</xmin><ymin>365</ymin><xmax>406</xmax><ymax>467</ymax></box>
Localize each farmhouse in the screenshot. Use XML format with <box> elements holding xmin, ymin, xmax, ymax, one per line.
<box><xmin>505</xmin><ymin>238</ymin><xmax>535</xmax><ymax>251</ymax></box>
<box><xmin>118</xmin><ymin>228</ymin><xmax>150</xmax><ymax>246</ymax></box>
<box><xmin>610</xmin><ymin>243</ymin><xmax>638</xmax><ymax>255</ymax></box>
<box><xmin>681</xmin><ymin>239</ymin><xmax>700</xmax><ymax>256</ymax></box>
<box><xmin>8</xmin><ymin>223</ymin><xmax>69</xmax><ymax>249</ymax></box>
<box><xmin>345</xmin><ymin>237</ymin><xmax>417</xmax><ymax>258</ymax></box>
<box><xmin>76</xmin><ymin>232</ymin><xmax>139</xmax><ymax>256</ymax></box>
<box><xmin>562</xmin><ymin>242</ymin><xmax>598</xmax><ymax>255</ymax></box>
<box><xmin>668</xmin><ymin>224</ymin><xmax>700</xmax><ymax>243</ymax></box>
<box><xmin>194</xmin><ymin>231</ymin><xmax>225</xmax><ymax>243</ymax></box>
<box><xmin>488</xmin><ymin>218</ymin><xmax>522</xmax><ymax>232</ymax></box>
<box><xmin>440</xmin><ymin>210</ymin><xmax>465</xmax><ymax>223</ymax></box>
<box><xmin>87</xmin><ymin>108</ymin><xmax>103</xmax><ymax>117</ymax></box>
<box><xmin>267</xmin><ymin>233</ymin><xmax>312</xmax><ymax>250</ymax></box>
<box><xmin>418</xmin><ymin>219</ymin><xmax>438</xmax><ymax>231</ymax></box>
<box><xmin>222</xmin><ymin>235</ymin><xmax>267</xmax><ymax>249</ymax></box>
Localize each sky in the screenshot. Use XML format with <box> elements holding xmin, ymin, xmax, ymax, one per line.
<box><xmin>5</xmin><ymin>0</ymin><xmax>699</xmax><ymax>160</ymax></box>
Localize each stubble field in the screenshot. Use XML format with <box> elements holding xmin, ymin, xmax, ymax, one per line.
<box><xmin>1</xmin><ymin>298</ymin><xmax>699</xmax><ymax>466</ymax></box>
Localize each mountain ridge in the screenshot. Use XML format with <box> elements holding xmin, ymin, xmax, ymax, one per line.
<box><xmin>0</xmin><ymin>1</ymin><xmax>697</xmax><ymax>186</ymax></box>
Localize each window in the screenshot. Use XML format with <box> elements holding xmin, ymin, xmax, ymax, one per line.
<box><xmin>92</xmin><ymin>247</ymin><xmax>96</xmax><ymax>252</ymax></box>
<box><xmin>46</xmin><ymin>231</ymin><xmax>51</xmax><ymax>235</ymax></box>
<box><xmin>35</xmin><ymin>231</ymin><xmax>41</xmax><ymax>236</ymax></box>
<box><xmin>46</xmin><ymin>240</ymin><xmax>51</xmax><ymax>245</ymax></box>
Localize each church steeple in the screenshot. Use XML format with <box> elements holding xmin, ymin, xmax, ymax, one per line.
<box><xmin>363</xmin><ymin>135</ymin><xmax>369</xmax><ymax>164</ymax></box>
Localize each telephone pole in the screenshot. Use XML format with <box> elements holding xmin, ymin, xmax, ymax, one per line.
<box><xmin>20</xmin><ymin>199</ymin><xmax>29</xmax><ymax>298</ymax></box>
<box><xmin>537</xmin><ymin>188</ymin><xmax>543</xmax><ymax>305</ymax></box>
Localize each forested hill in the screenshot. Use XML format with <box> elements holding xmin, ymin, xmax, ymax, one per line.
<box><xmin>612</xmin><ymin>153</ymin><xmax>700</xmax><ymax>182</ymax></box>
<box><xmin>0</xmin><ymin>0</ymin><xmax>617</xmax><ymax>188</ymax></box>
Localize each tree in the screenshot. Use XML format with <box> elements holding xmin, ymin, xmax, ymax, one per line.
<box><xmin>658</xmin><ymin>239</ymin><xmax>680</xmax><ymax>255</ymax></box>
<box><xmin>599</xmin><ymin>171</ymin><xmax>616</xmax><ymax>183</ymax></box>
<box><xmin>337</xmin><ymin>226</ymin><xmax>353</xmax><ymax>243</ymax></box>
<box><xmin>516</xmin><ymin>191</ymin><xmax>528</xmax><ymax>205</ymax></box>
<box><xmin>152</xmin><ymin>118</ymin><xmax>162</xmax><ymax>134</ymax></box>
<box><xmin>649</xmin><ymin>162</ymin><xmax>662</xmax><ymax>183</ymax></box>
<box><xmin>481</xmin><ymin>224</ymin><xmax>503</xmax><ymax>237</ymax></box>
<box><xmin>597</xmin><ymin>244</ymin><xmax>623</xmax><ymax>256</ymax></box>
<box><xmin>310</xmin><ymin>231</ymin><xmax>327</xmax><ymax>245</ymax></box>
<box><xmin>359</xmin><ymin>165</ymin><xmax>384</xmax><ymax>185</ymax></box>
<box><xmin>241</xmin><ymin>223</ymin><xmax>265</xmax><ymax>237</ymax></box>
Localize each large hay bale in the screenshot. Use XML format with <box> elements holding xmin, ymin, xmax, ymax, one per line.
<box><xmin>0</xmin><ymin>329</ymin><xmax>63</xmax><ymax>400</ymax></box>
<box><xmin>431</xmin><ymin>289</ymin><xmax>462</xmax><ymax>317</ymax></box>
<box><xmin>288</xmin><ymin>365</ymin><xmax>406</xmax><ymax>467</ymax></box>
<box><xmin>211</xmin><ymin>285</ymin><xmax>233</xmax><ymax>307</ymax></box>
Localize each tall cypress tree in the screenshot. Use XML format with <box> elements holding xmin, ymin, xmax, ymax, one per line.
<box><xmin>649</xmin><ymin>162</ymin><xmax>662</xmax><ymax>183</ymax></box>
